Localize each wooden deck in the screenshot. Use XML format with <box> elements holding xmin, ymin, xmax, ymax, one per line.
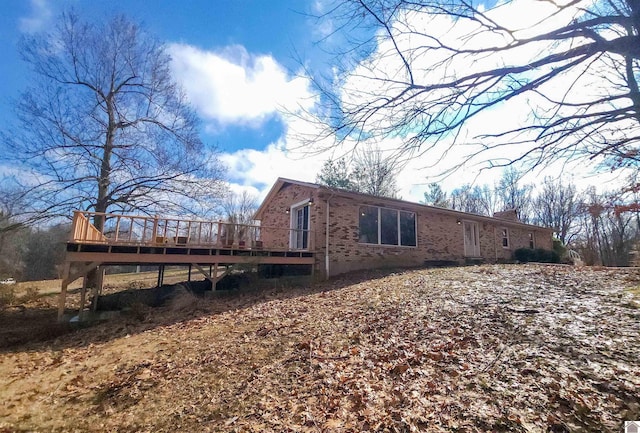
<box><xmin>58</xmin><ymin>211</ymin><xmax>315</xmax><ymax>320</ymax></box>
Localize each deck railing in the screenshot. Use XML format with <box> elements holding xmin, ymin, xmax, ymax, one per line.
<box><xmin>69</xmin><ymin>211</ymin><xmax>314</xmax><ymax>250</ymax></box>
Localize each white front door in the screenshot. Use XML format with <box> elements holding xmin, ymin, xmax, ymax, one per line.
<box><xmin>463</xmin><ymin>221</ymin><xmax>480</xmax><ymax>257</ymax></box>
<box><xmin>290</xmin><ymin>204</ymin><xmax>309</xmax><ymax>249</ymax></box>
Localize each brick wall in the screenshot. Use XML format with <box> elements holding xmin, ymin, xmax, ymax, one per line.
<box><xmin>259</xmin><ymin>183</ymin><xmax>322</xmax><ymax>253</ymax></box>
<box><xmin>258</xmin><ymin>183</ymin><xmax>553</xmax><ymax>278</ymax></box>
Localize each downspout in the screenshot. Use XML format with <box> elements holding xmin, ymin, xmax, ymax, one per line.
<box><xmin>325</xmin><ymin>196</ymin><xmax>330</xmax><ymax>280</ymax></box>
<box><xmin>325</xmin><ymin>192</ymin><xmax>335</xmax><ymax>280</ymax></box>
<box><xmin>494</xmin><ymin>226</ymin><xmax>498</xmax><ymax>263</ymax></box>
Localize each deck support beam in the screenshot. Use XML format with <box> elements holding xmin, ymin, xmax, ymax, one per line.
<box><xmin>90</xmin><ymin>266</ymin><xmax>105</xmax><ymax>312</ymax></box>
<box><xmin>57</xmin><ymin>262</ymin><xmax>71</xmax><ymax>321</ymax></box>
<box><xmin>157</xmin><ymin>265</ymin><xmax>165</xmax><ymax>287</ymax></box>
<box><xmin>78</xmin><ymin>276</ymin><xmax>88</xmax><ymax>320</ymax></box>
<box><xmin>58</xmin><ymin>261</ymin><xmax>103</xmax><ymax>322</ymax></box>
<box><xmin>192</xmin><ymin>263</ymin><xmax>232</xmax><ymax>288</ymax></box>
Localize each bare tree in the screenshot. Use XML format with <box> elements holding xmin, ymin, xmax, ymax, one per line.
<box><xmin>450</xmin><ymin>184</ymin><xmax>488</xmax><ymax>215</ymax></box>
<box><xmin>496</xmin><ymin>168</ymin><xmax>533</xmax><ymax>223</ymax></box>
<box><xmin>223</xmin><ymin>191</ymin><xmax>259</xmax><ymax>226</ymax></box>
<box><xmin>1</xmin><ymin>12</ymin><xmax>225</xmax><ymax>231</ymax></box>
<box><xmin>534</xmin><ymin>177</ymin><xmax>581</xmax><ymax>244</ymax></box>
<box><xmin>221</xmin><ymin>191</ymin><xmax>259</xmax><ymax>246</ymax></box>
<box><xmin>21</xmin><ymin>224</ymin><xmax>69</xmax><ymax>281</ymax></box>
<box><xmin>576</xmin><ymin>188</ymin><xmax>639</xmax><ymax>266</ymax></box>
<box><xmin>352</xmin><ymin>146</ymin><xmax>399</xmax><ymax>198</ymax></box>
<box><xmin>309</xmin><ymin>0</ymin><xmax>640</xmax><ymax>179</ymax></box>
<box><xmin>0</xmin><ymin>184</ymin><xmax>26</xmax><ymax>236</ymax></box>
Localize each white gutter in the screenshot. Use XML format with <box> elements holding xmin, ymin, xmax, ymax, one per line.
<box><xmin>494</xmin><ymin>226</ymin><xmax>498</xmax><ymax>262</ymax></box>
<box><xmin>325</xmin><ymin>192</ymin><xmax>336</xmax><ymax>280</ymax></box>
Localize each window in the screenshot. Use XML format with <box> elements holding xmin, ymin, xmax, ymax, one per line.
<box><xmin>380</xmin><ymin>208</ymin><xmax>398</xmax><ymax>245</ymax></box>
<box><xmin>359</xmin><ymin>206</ymin><xmax>417</xmax><ymax>247</ymax></box>
<box><xmin>528</xmin><ymin>232</ymin><xmax>535</xmax><ymax>249</ymax></box>
<box><xmin>400</xmin><ymin>211</ymin><xmax>417</xmax><ymax>246</ymax></box>
<box><xmin>359</xmin><ymin>206</ymin><xmax>378</xmax><ymax>244</ymax></box>
<box><xmin>501</xmin><ymin>228</ymin><xmax>509</xmax><ymax>248</ymax></box>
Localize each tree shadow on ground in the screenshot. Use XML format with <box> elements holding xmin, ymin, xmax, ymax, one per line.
<box><xmin>0</xmin><ymin>267</ymin><xmax>419</xmax><ymax>352</ymax></box>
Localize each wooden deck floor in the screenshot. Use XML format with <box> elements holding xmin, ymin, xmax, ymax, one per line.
<box><xmin>65</xmin><ymin>242</ymin><xmax>315</xmax><ymax>266</ymax></box>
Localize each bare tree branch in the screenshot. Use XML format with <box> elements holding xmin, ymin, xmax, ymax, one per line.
<box><xmin>304</xmin><ymin>0</ymin><xmax>640</xmax><ymax>179</ymax></box>
<box><xmin>1</xmin><ymin>12</ymin><xmax>226</xmax><ymax>229</ymax></box>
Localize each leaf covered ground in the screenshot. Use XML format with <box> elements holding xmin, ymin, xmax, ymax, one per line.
<box><xmin>1</xmin><ymin>264</ymin><xmax>639</xmax><ymax>432</ymax></box>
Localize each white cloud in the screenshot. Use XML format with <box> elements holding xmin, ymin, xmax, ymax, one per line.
<box><xmin>19</xmin><ymin>0</ymin><xmax>53</xmax><ymax>33</ymax></box>
<box><xmin>168</xmin><ymin>43</ymin><xmax>315</xmax><ymax>128</ymax></box>
<box><xmin>188</xmin><ymin>0</ymin><xmax>628</xmax><ymax>204</ymax></box>
<box><xmin>309</xmin><ymin>0</ymin><xmax>335</xmax><ymax>39</ymax></box>
<box><xmin>221</xmin><ymin>142</ymin><xmax>320</xmax><ymax>201</ymax></box>
<box><xmin>220</xmin><ymin>111</ymin><xmax>441</xmax><ymax>203</ymax></box>
<box><xmin>327</xmin><ymin>0</ymin><xmax>630</xmax><ymax>190</ymax></box>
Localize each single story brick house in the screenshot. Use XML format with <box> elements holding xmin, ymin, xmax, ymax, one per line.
<box><xmin>254</xmin><ymin>178</ymin><xmax>553</xmax><ymax>278</ymax></box>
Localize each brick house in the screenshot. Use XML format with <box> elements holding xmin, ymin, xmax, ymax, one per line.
<box><xmin>254</xmin><ymin>178</ymin><xmax>553</xmax><ymax>279</ymax></box>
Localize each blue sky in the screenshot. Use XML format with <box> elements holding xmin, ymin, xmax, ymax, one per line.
<box><xmin>0</xmin><ymin>0</ymin><xmax>627</xmax><ymax>205</ymax></box>
<box><xmin>0</xmin><ymin>0</ymin><xmax>337</xmax><ymax>199</ymax></box>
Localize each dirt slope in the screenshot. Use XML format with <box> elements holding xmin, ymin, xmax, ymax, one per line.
<box><xmin>1</xmin><ymin>264</ymin><xmax>639</xmax><ymax>432</ymax></box>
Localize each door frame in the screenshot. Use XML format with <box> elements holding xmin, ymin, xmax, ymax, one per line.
<box><xmin>289</xmin><ymin>200</ymin><xmax>310</xmax><ymax>250</ymax></box>
<box><xmin>463</xmin><ymin>220</ymin><xmax>481</xmax><ymax>257</ymax></box>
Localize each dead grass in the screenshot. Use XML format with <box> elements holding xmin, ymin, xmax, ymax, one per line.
<box><xmin>0</xmin><ymin>264</ymin><xmax>639</xmax><ymax>432</ymax></box>
<box><xmin>626</xmin><ymin>285</ymin><xmax>640</xmax><ymax>297</ymax></box>
<box><xmin>10</xmin><ymin>268</ymin><xmax>191</xmax><ymax>297</ymax></box>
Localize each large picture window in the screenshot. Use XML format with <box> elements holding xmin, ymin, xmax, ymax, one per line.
<box><xmin>359</xmin><ymin>206</ymin><xmax>417</xmax><ymax>247</ymax></box>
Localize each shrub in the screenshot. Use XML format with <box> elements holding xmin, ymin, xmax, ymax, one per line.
<box><xmin>513</xmin><ymin>248</ymin><xmax>560</xmax><ymax>264</ymax></box>
<box><xmin>552</xmin><ymin>238</ymin><xmax>566</xmax><ymax>257</ymax></box>
<box><xmin>0</xmin><ymin>286</ymin><xmax>16</xmax><ymax>308</ymax></box>
<box><xmin>514</xmin><ymin>248</ymin><xmax>533</xmax><ymax>263</ymax></box>
<box><xmin>21</xmin><ymin>287</ymin><xmax>40</xmax><ymax>303</ymax></box>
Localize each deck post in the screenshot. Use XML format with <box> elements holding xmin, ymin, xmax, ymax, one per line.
<box><xmin>91</xmin><ymin>266</ymin><xmax>105</xmax><ymax>311</ymax></box>
<box><xmin>57</xmin><ymin>262</ymin><xmax>71</xmax><ymax>322</ymax></box>
<box><xmin>152</xmin><ymin>215</ymin><xmax>159</xmax><ymax>240</ymax></box>
<box><xmin>157</xmin><ymin>265</ymin><xmax>165</xmax><ymax>287</ymax></box>
<box><xmin>79</xmin><ymin>275</ymin><xmax>88</xmax><ymax>320</ymax></box>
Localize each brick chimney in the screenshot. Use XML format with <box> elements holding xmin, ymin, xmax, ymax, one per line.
<box><xmin>493</xmin><ymin>209</ymin><xmax>519</xmax><ymax>221</ymax></box>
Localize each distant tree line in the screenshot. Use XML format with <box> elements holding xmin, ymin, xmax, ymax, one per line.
<box><xmin>0</xmin><ymin>189</ymin><xmax>261</xmax><ymax>282</ymax></box>
<box><xmin>423</xmin><ymin>169</ymin><xmax>640</xmax><ymax>266</ymax></box>
<box><xmin>317</xmin><ymin>154</ymin><xmax>639</xmax><ymax>266</ymax></box>
<box><xmin>0</xmin><ymin>221</ymin><xmax>68</xmax><ymax>281</ymax></box>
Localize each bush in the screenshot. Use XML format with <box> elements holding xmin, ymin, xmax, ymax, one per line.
<box><xmin>552</xmin><ymin>238</ymin><xmax>566</xmax><ymax>257</ymax></box>
<box><xmin>0</xmin><ymin>285</ymin><xmax>16</xmax><ymax>308</ymax></box>
<box><xmin>513</xmin><ymin>248</ymin><xmax>560</xmax><ymax>264</ymax></box>
<box><xmin>514</xmin><ymin>248</ymin><xmax>532</xmax><ymax>263</ymax></box>
<box><xmin>20</xmin><ymin>286</ymin><xmax>40</xmax><ymax>303</ymax></box>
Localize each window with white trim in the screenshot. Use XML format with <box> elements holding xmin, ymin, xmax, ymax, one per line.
<box><xmin>528</xmin><ymin>232</ymin><xmax>535</xmax><ymax>249</ymax></box>
<box><xmin>359</xmin><ymin>206</ymin><xmax>417</xmax><ymax>247</ymax></box>
<box><xmin>290</xmin><ymin>201</ymin><xmax>310</xmax><ymax>249</ymax></box>
<box><xmin>501</xmin><ymin>228</ymin><xmax>510</xmax><ymax>248</ymax></box>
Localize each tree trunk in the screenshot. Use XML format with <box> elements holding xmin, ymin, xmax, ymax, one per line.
<box><xmin>88</xmin><ymin>98</ymin><xmax>115</xmax><ymax>289</ymax></box>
